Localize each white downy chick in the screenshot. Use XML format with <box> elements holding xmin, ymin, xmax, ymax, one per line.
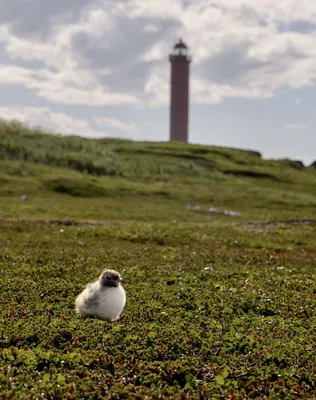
<box><xmin>75</xmin><ymin>269</ymin><xmax>126</xmax><ymax>322</ymax></box>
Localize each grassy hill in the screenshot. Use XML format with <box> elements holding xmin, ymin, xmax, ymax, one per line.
<box><xmin>1</xmin><ymin>118</ymin><xmax>316</xmax><ymax>222</ymax></box>
<box><xmin>0</xmin><ymin>118</ymin><xmax>315</xmax><ymax>399</ymax></box>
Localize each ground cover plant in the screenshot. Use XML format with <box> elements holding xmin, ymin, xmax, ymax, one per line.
<box><xmin>0</xmin><ymin>120</ymin><xmax>315</xmax><ymax>399</ymax></box>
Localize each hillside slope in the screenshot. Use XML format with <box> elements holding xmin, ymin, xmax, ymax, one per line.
<box><xmin>1</xmin><ymin>118</ymin><xmax>316</xmax><ymax>221</ymax></box>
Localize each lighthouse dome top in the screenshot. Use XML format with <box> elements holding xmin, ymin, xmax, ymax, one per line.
<box><xmin>169</xmin><ymin>39</ymin><xmax>192</xmax><ymax>62</ymax></box>
<box><xmin>174</xmin><ymin>39</ymin><xmax>188</xmax><ymax>49</ymax></box>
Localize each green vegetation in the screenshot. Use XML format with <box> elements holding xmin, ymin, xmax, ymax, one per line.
<box><xmin>0</xmin><ymin>119</ymin><xmax>315</xmax><ymax>399</ymax></box>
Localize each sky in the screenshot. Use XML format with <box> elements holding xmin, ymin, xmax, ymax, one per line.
<box><xmin>0</xmin><ymin>0</ymin><xmax>316</xmax><ymax>165</ymax></box>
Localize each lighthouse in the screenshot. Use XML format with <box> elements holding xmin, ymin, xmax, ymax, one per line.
<box><xmin>169</xmin><ymin>39</ymin><xmax>191</xmax><ymax>143</ymax></box>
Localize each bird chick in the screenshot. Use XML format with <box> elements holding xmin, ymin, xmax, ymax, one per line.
<box><xmin>75</xmin><ymin>269</ymin><xmax>126</xmax><ymax>322</ymax></box>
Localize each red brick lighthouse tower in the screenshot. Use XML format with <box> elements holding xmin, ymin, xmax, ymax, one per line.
<box><xmin>169</xmin><ymin>39</ymin><xmax>191</xmax><ymax>143</ymax></box>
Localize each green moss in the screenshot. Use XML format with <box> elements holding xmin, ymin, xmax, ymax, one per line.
<box><xmin>0</xmin><ymin>219</ymin><xmax>315</xmax><ymax>399</ymax></box>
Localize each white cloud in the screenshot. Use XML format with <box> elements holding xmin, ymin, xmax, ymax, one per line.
<box><xmin>121</xmin><ymin>0</ymin><xmax>316</xmax><ymax>106</ymax></box>
<box><xmin>0</xmin><ymin>65</ymin><xmax>140</xmax><ymax>106</ymax></box>
<box><xmin>143</xmin><ymin>24</ymin><xmax>160</xmax><ymax>33</ymax></box>
<box><xmin>0</xmin><ymin>25</ymin><xmax>8</xmax><ymax>41</ymax></box>
<box><xmin>1</xmin><ymin>0</ymin><xmax>316</xmax><ymax>108</ymax></box>
<box><xmin>37</xmin><ymin>87</ymin><xmax>139</xmax><ymax>106</ymax></box>
<box><xmin>121</xmin><ymin>0</ymin><xmax>183</xmax><ymax>20</ymax></box>
<box><xmin>142</xmin><ymin>41</ymin><xmax>170</xmax><ymax>61</ymax></box>
<box><xmin>94</xmin><ymin>117</ymin><xmax>136</xmax><ymax>131</ymax></box>
<box><xmin>285</xmin><ymin>124</ymin><xmax>308</xmax><ymax>129</ymax></box>
<box><xmin>143</xmin><ymin>64</ymin><xmax>170</xmax><ymax>107</ymax></box>
<box><xmin>3</xmin><ymin>7</ymin><xmax>113</xmax><ymax>69</ymax></box>
<box><xmin>0</xmin><ymin>65</ymin><xmax>33</xmax><ymax>85</ymax></box>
